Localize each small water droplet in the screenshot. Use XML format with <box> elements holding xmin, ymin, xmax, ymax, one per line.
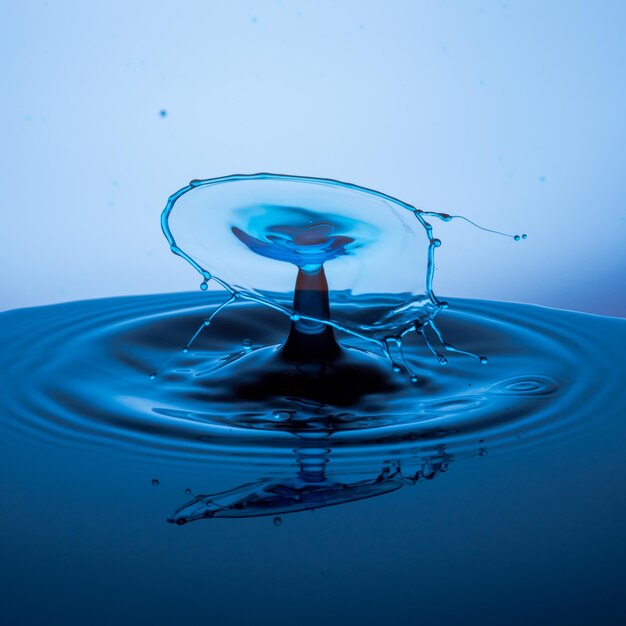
<box><xmin>151</xmin><ymin>478</ymin><xmax>160</xmax><ymax>486</ymax></box>
<box><xmin>182</xmin><ymin>347</ymin><xmax>189</xmax><ymax>353</ymax></box>
<box><xmin>203</xmin><ymin>320</ymin><xmax>211</xmax><ymax>327</ymax></box>
<box><xmin>522</xmin><ymin>234</ymin><xmax>527</xmax><ymax>240</ymax></box>
<box><xmin>410</xmin><ymin>375</ymin><xmax>418</xmax><ymax>383</ymax></box>
<box><xmin>242</xmin><ymin>339</ymin><xmax>253</xmax><ymax>351</ymax></box>
<box><xmin>272</xmin><ymin>411</ymin><xmax>291</xmax><ymax>421</ymax></box>
<box><xmin>479</xmin><ymin>356</ymin><xmax>488</xmax><ymax>365</ymax></box>
<box><xmin>514</xmin><ymin>235</ymin><xmax>520</xmax><ymax>241</ymax></box>
<box><xmin>431</xmin><ymin>238</ymin><xmax>441</xmax><ymax>247</ymax></box>
<box><xmin>200</xmin><ymin>281</ymin><xmax>208</xmax><ymax>291</ymax></box>
<box><xmin>184</xmin><ymin>488</ymin><xmax>192</xmax><ymax>495</ymax></box>
<box><xmin>159</xmin><ymin>109</ymin><xmax>167</xmax><ymax>118</ymax></box>
<box><xmin>478</xmin><ymin>448</ymin><xmax>488</xmax><ymax>457</ymax></box>
<box><xmin>273</xmin><ymin>516</ymin><xmax>282</xmax><ymax>526</ymax></box>
<box><xmin>149</xmin><ymin>373</ymin><xmax>157</xmax><ymax>380</ymax></box>
<box><xmin>290</xmin><ymin>313</ymin><xmax>300</xmax><ymax>321</ymax></box>
<box><xmin>392</xmin><ymin>364</ymin><xmax>401</xmax><ymax>373</ymax></box>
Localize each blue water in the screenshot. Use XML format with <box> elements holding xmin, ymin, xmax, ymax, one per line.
<box><xmin>1</xmin><ymin>174</ymin><xmax>625</xmax><ymax>624</ymax></box>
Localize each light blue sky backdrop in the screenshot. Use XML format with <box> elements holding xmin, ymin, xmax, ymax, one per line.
<box><xmin>2</xmin><ymin>0</ymin><xmax>624</xmax><ymax>315</ymax></box>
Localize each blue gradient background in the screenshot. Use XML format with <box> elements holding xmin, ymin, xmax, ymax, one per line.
<box><xmin>2</xmin><ymin>0</ymin><xmax>625</xmax><ymax>315</ymax></box>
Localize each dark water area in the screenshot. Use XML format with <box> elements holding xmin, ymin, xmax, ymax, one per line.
<box><xmin>1</xmin><ymin>292</ymin><xmax>625</xmax><ymax>625</ymax></box>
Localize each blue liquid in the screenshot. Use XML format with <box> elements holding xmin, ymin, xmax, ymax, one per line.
<box><xmin>1</xmin><ymin>291</ymin><xmax>624</xmax><ymax>522</ymax></box>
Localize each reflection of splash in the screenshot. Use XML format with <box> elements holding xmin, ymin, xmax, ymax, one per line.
<box><xmin>168</xmin><ymin>446</ymin><xmax>452</xmax><ymax>524</ymax></box>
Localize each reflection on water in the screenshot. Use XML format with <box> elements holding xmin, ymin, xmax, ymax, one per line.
<box><xmin>168</xmin><ymin>445</ymin><xmax>451</xmax><ymax>524</ymax></box>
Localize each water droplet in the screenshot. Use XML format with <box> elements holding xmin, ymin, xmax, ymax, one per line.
<box><xmin>514</xmin><ymin>235</ymin><xmax>520</xmax><ymax>241</ymax></box>
<box><xmin>242</xmin><ymin>339</ymin><xmax>253</xmax><ymax>352</ymax></box>
<box><xmin>479</xmin><ymin>356</ymin><xmax>488</xmax><ymax>365</ymax></box>
<box><xmin>431</xmin><ymin>238</ymin><xmax>441</xmax><ymax>247</ymax></box>
<box><xmin>522</xmin><ymin>234</ymin><xmax>527</xmax><ymax>240</ymax></box>
<box><xmin>182</xmin><ymin>347</ymin><xmax>189</xmax><ymax>353</ymax></box>
<box><xmin>478</xmin><ymin>448</ymin><xmax>488</xmax><ymax>457</ymax></box>
<box><xmin>184</xmin><ymin>488</ymin><xmax>192</xmax><ymax>495</ymax></box>
<box><xmin>410</xmin><ymin>375</ymin><xmax>418</xmax><ymax>383</ymax></box>
<box><xmin>271</xmin><ymin>411</ymin><xmax>291</xmax><ymax>421</ymax></box>
<box><xmin>151</xmin><ymin>478</ymin><xmax>160</xmax><ymax>486</ymax></box>
<box><xmin>149</xmin><ymin>373</ymin><xmax>157</xmax><ymax>380</ymax></box>
<box><xmin>273</xmin><ymin>516</ymin><xmax>282</xmax><ymax>526</ymax></box>
<box><xmin>392</xmin><ymin>364</ymin><xmax>401</xmax><ymax>373</ymax></box>
<box><xmin>200</xmin><ymin>281</ymin><xmax>208</xmax><ymax>291</ymax></box>
<box><xmin>290</xmin><ymin>313</ymin><xmax>300</xmax><ymax>321</ymax></box>
<box><xmin>159</xmin><ymin>109</ymin><xmax>167</xmax><ymax>118</ymax></box>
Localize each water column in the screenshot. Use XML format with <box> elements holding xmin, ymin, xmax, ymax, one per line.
<box><xmin>281</xmin><ymin>263</ymin><xmax>340</xmax><ymax>364</ymax></box>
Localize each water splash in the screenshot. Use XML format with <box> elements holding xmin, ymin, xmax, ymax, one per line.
<box><xmin>161</xmin><ymin>174</ymin><xmax>522</xmax><ymax>378</ymax></box>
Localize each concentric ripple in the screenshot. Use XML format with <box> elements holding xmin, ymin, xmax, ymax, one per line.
<box><xmin>1</xmin><ymin>292</ymin><xmax>623</xmax><ymax>475</ymax></box>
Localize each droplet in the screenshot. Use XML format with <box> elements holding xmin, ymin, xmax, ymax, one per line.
<box><xmin>290</xmin><ymin>313</ymin><xmax>300</xmax><ymax>321</ymax></box>
<box><xmin>200</xmin><ymin>281</ymin><xmax>208</xmax><ymax>291</ymax></box>
<box><xmin>478</xmin><ymin>448</ymin><xmax>488</xmax><ymax>457</ymax></box>
<box><xmin>184</xmin><ymin>488</ymin><xmax>192</xmax><ymax>495</ymax></box>
<box><xmin>431</xmin><ymin>238</ymin><xmax>441</xmax><ymax>247</ymax></box>
<box><xmin>392</xmin><ymin>364</ymin><xmax>401</xmax><ymax>373</ymax></box>
<box><xmin>273</xmin><ymin>516</ymin><xmax>282</xmax><ymax>527</ymax></box>
<box><xmin>272</xmin><ymin>411</ymin><xmax>291</xmax><ymax>421</ymax></box>
<box><xmin>438</xmin><ymin>357</ymin><xmax>448</xmax><ymax>365</ymax></box>
<box><xmin>410</xmin><ymin>375</ymin><xmax>418</xmax><ymax>383</ymax></box>
<box><xmin>149</xmin><ymin>373</ymin><xmax>157</xmax><ymax>380</ymax></box>
<box><xmin>242</xmin><ymin>339</ymin><xmax>253</xmax><ymax>352</ymax></box>
<box><xmin>522</xmin><ymin>234</ymin><xmax>527</xmax><ymax>240</ymax></box>
<box><xmin>159</xmin><ymin>109</ymin><xmax>167</xmax><ymax>118</ymax></box>
<box><xmin>479</xmin><ymin>356</ymin><xmax>488</xmax><ymax>365</ymax></box>
<box><xmin>514</xmin><ymin>235</ymin><xmax>520</xmax><ymax>241</ymax></box>
<box><xmin>151</xmin><ymin>478</ymin><xmax>160</xmax><ymax>486</ymax></box>
<box><xmin>182</xmin><ymin>347</ymin><xmax>189</xmax><ymax>353</ymax></box>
